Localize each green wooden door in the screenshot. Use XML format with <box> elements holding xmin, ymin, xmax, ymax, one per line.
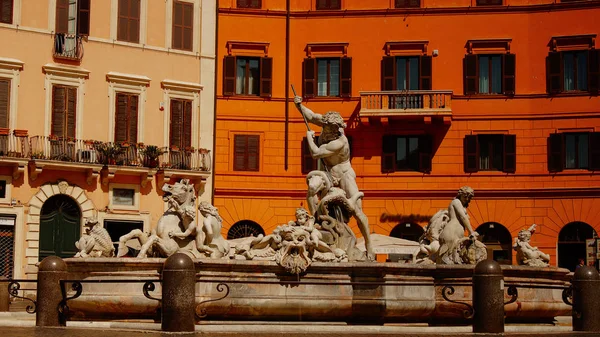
<box><xmin>39</xmin><ymin>195</ymin><xmax>81</xmax><ymax>260</ymax></box>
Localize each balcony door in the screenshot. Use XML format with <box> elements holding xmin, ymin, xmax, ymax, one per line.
<box><xmin>39</xmin><ymin>195</ymin><xmax>81</xmax><ymax>260</ymax></box>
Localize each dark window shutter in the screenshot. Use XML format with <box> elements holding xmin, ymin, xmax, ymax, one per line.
<box><xmin>464</xmin><ymin>54</ymin><xmax>478</xmax><ymax>95</ymax></box>
<box><xmin>56</xmin><ymin>0</ymin><xmax>69</xmax><ymax>34</ymax></box>
<box><xmin>128</xmin><ymin>95</ymin><xmax>139</xmax><ymax>143</ymax></box>
<box><xmin>66</xmin><ymin>87</ymin><xmax>76</xmax><ymax>139</ymax></box>
<box><xmin>77</xmin><ymin>0</ymin><xmax>90</xmax><ymax>36</ymax></box>
<box><xmin>301</xmin><ymin>137</ymin><xmax>317</xmax><ymax>174</ymax></box>
<box><xmin>115</xmin><ymin>93</ymin><xmax>128</xmax><ymax>143</ymax></box>
<box><xmin>395</xmin><ymin>0</ymin><xmax>420</xmax><ymax>8</ymax></box>
<box><xmin>588</xmin><ymin>49</ymin><xmax>600</xmax><ymax>94</ymax></box>
<box><xmin>589</xmin><ymin>132</ymin><xmax>600</xmax><ymax>171</ymax></box>
<box><xmin>0</xmin><ymin>79</ymin><xmax>9</xmax><ymax>129</ymax></box>
<box><xmin>182</xmin><ymin>2</ymin><xmax>193</xmax><ymax>51</ymax></box>
<box><xmin>118</xmin><ymin>0</ymin><xmax>141</xmax><ymax>43</ymax></box>
<box><xmin>381</xmin><ymin>135</ymin><xmax>396</xmax><ymax>173</ymax></box>
<box><xmin>260</xmin><ymin>57</ymin><xmax>273</xmax><ymax>98</ymax></box>
<box><xmin>464</xmin><ymin>135</ymin><xmax>479</xmax><ymax>173</ymax></box>
<box><xmin>419</xmin><ymin>55</ymin><xmax>432</xmax><ymax>90</ymax></box>
<box><xmin>233</xmin><ymin>135</ymin><xmax>246</xmax><ymax>171</ymax></box>
<box><xmin>183</xmin><ymin>100</ymin><xmax>192</xmax><ymax>149</ymax></box>
<box><xmin>51</xmin><ymin>86</ymin><xmax>66</xmax><ymax>137</ymax></box>
<box><xmin>247</xmin><ymin>135</ymin><xmax>259</xmax><ymax>171</ymax></box>
<box><xmin>340</xmin><ymin>57</ymin><xmax>352</xmax><ymax>98</ymax></box>
<box><xmin>170</xmin><ymin>99</ymin><xmax>183</xmax><ymax>147</ymax></box>
<box><xmin>547</xmin><ymin>133</ymin><xmax>564</xmax><ymax>173</ymax></box>
<box><xmin>502</xmin><ymin>53</ymin><xmax>516</xmax><ymax>95</ymax></box>
<box><xmin>303</xmin><ymin>58</ymin><xmax>316</xmax><ymax>98</ymax></box>
<box><xmin>172</xmin><ymin>1</ymin><xmax>192</xmax><ymax>51</ymax></box>
<box><xmin>381</xmin><ymin>56</ymin><xmax>396</xmax><ymax>91</ymax></box>
<box><xmin>418</xmin><ymin>135</ymin><xmax>432</xmax><ymax>173</ymax></box>
<box><xmin>546</xmin><ymin>52</ymin><xmax>562</xmax><ymax>94</ymax></box>
<box><xmin>223</xmin><ymin>56</ymin><xmax>236</xmax><ymax>96</ymax></box>
<box><xmin>503</xmin><ymin>134</ymin><xmax>516</xmax><ymax>173</ymax></box>
<box><xmin>0</xmin><ymin>0</ymin><xmax>13</xmax><ymax>24</ymax></box>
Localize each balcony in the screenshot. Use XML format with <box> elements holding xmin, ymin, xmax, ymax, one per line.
<box><xmin>23</xmin><ymin>136</ymin><xmax>211</xmax><ymax>187</ymax></box>
<box><xmin>53</xmin><ymin>33</ymin><xmax>84</xmax><ymax>62</ymax></box>
<box><xmin>359</xmin><ymin>90</ymin><xmax>452</xmax><ymax>125</ymax></box>
<box><xmin>0</xmin><ymin>129</ymin><xmax>30</xmax><ymax>179</ymax></box>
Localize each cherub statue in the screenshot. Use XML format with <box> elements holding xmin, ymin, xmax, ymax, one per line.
<box><xmin>513</xmin><ymin>224</ymin><xmax>550</xmax><ymax>267</ymax></box>
<box><xmin>75</xmin><ymin>217</ymin><xmax>115</xmax><ymax>258</ymax></box>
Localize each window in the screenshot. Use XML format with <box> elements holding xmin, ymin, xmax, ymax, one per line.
<box><xmin>0</xmin><ymin>180</ymin><xmax>6</xmax><ymax>199</ymax></box>
<box><xmin>476</xmin><ymin>0</ymin><xmax>502</xmax><ymax>5</ymax></box>
<box><xmin>316</xmin><ymin>0</ymin><xmax>340</xmax><ymax>10</ymax></box>
<box><xmin>381</xmin><ymin>135</ymin><xmax>432</xmax><ymax>173</ymax></box>
<box><xmin>223</xmin><ymin>56</ymin><xmax>272</xmax><ymax>97</ymax></box>
<box><xmin>301</xmin><ymin>136</ymin><xmax>318</xmax><ymax>174</ymax></box>
<box><xmin>51</xmin><ymin>85</ymin><xmax>76</xmax><ymax>139</ymax></box>
<box><xmin>395</xmin><ymin>0</ymin><xmax>420</xmax><ymax>8</ymax></box>
<box><xmin>464</xmin><ymin>134</ymin><xmax>516</xmax><ymax>173</ymax></box>
<box><xmin>237</xmin><ymin>0</ymin><xmax>261</xmax><ymax>8</ymax></box>
<box><xmin>117</xmin><ymin>0</ymin><xmax>140</xmax><ymax>43</ymax></box>
<box><xmin>55</xmin><ymin>0</ymin><xmax>90</xmax><ymax>35</ymax></box>
<box><xmin>104</xmin><ymin>219</ymin><xmax>143</xmax><ymax>254</ymax></box>
<box><xmin>548</xmin><ymin>132</ymin><xmax>600</xmax><ymax>172</ymax></box>
<box><xmin>0</xmin><ymin>0</ymin><xmax>13</xmax><ymax>24</ymax></box>
<box><xmin>172</xmin><ymin>0</ymin><xmax>193</xmax><ymax>51</ymax></box>
<box><xmin>0</xmin><ymin>78</ymin><xmax>9</xmax><ymax>128</ymax></box>
<box><xmin>464</xmin><ymin>54</ymin><xmax>515</xmax><ymax>95</ymax></box>
<box><xmin>381</xmin><ymin>55</ymin><xmax>431</xmax><ymax>91</ymax></box>
<box><xmin>114</xmin><ymin>93</ymin><xmax>138</xmax><ymax>143</ymax></box>
<box><xmin>547</xmin><ymin>50</ymin><xmax>599</xmax><ymax>94</ymax></box>
<box><xmin>227</xmin><ymin>220</ymin><xmax>265</xmax><ymax>240</ymax></box>
<box><xmin>303</xmin><ymin>57</ymin><xmax>351</xmax><ymax>98</ymax></box>
<box><xmin>169</xmin><ymin>98</ymin><xmax>192</xmax><ymax>150</ymax></box>
<box><xmin>233</xmin><ymin>134</ymin><xmax>259</xmax><ymax>171</ymax></box>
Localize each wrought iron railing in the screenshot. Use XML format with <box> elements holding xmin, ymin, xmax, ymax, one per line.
<box><xmin>0</xmin><ymin>129</ymin><xmax>29</xmax><ymax>158</ymax></box>
<box><xmin>53</xmin><ymin>33</ymin><xmax>84</xmax><ymax>61</ymax></box>
<box><xmin>359</xmin><ymin>90</ymin><xmax>452</xmax><ymax>115</ymax></box>
<box><xmin>160</xmin><ymin>147</ymin><xmax>211</xmax><ymax>171</ymax></box>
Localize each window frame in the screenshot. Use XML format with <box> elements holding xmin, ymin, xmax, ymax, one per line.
<box><xmin>223</xmin><ymin>55</ymin><xmax>273</xmax><ymax>98</ymax></box>
<box><xmin>50</xmin><ymin>84</ymin><xmax>77</xmax><ymax>140</ymax></box>
<box><xmin>0</xmin><ymin>0</ymin><xmax>14</xmax><ymax>24</ymax></box>
<box><xmin>169</xmin><ymin>97</ymin><xmax>193</xmax><ymax>150</ymax></box>
<box><xmin>381</xmin><ymin>55</ymin><xmax>432</xmax><ymax>91</ymax></box>
<box><xmin>463</xmin><ymin>53</ymin><xmax>515</xmax><ymax>96</ymax></box>
<box><xmin>382</xmin><ymin>134</ymin><xmax>432</xmax><ymax>173</ymax></box>
<box><xmin>117</xmin><ymin>0</ymin><xmax>141</xmax><ymax>43</ymax></box>
<box><xmin>548</xmin><ymin>132</ymin><xmax>600</xmax><ymax>172</ymax></box>
<box><xmin>114</xmin><ymin>92</ymin><xmax>139</xmax><ymax>144</ymax></box>
<box><xmin>315</xmin><ymin>0</ymin><xmax>341</xmax><ymax>10</ymax></box>
<box><xmin>476</xmin><ymin>0</ymin><xmax>503</xmax><ymax>5</ymax></box>
<box><xmin>463</xmin><ymin>134</ymin><xmax>516</xmax><ymax>173</ymax></box>
<box><xmin>108</xmin><ymin>183</ymin><xmax>140</xmax><ymax>211</ymax></box>
<box><xmin>171</xmin><ymin>0</ymin><xmax>194</xmax><ymax>52</ymax></box>
<box><xmin>161</xmin><ymin>80</ymin><xmax>201</xmax><ymax>152</ymax></box>
<box><xmin>236</xmin><ymin>0</ymin><xmax>261</xmax><ymax>8</ymax></box>
<box><xmin>547</xmin><ymin>50</ymin><xmax>599</xmax><ymax>94</ymax></box>
<box><xmin>394</xmin><ymin>0</ymin><xmax>420</xmax><ymax>8</ymax></box>
<box><xmin>233</xmin><ymin>134</ymin><xmax>260</xmax><ymax>172</ymax></box>
<box><xmin>0</xmin><ymin>78</ymin><xmax>10</xmax><ymax>129</ymax></box>
<box><xmin>106</xmin><ymin>72</ymin><xmax>149</xmax><ymax>144</ymax></box>
<box><xmin>54</xmin><ymin>0</ymin><xmax>90</xmax><ymax>36</ymax></box>
<box><xmin>303</xmin><ymin>56</ymin><xmax>352</xmax><ymax>98</ymax></box>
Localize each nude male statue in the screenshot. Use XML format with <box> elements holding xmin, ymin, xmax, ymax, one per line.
<box><xmin>294</xmin><ymin>95</ymin><xmax>374</xmax><ymax>260</ymax></box>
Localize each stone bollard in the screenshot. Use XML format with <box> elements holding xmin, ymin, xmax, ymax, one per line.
<box><xmin>36</xmin><ymin>256</ymin><xmax>67</xmax><ymax>327</ymax></box>
<box><xmin>161</xmin><ymin>253</ymin><xmax>196</xmax><ymax>332</ymax></box>
<box><xmin>572</xmin><ymin>266</ymin><xmax>600</xmax><ymax>332</ymax></box>
<box><xmin>0</xmin><ymin>276</ymin><xmax>9</xmax><ymax>312</ymax></box>
<box><xmin>472</xmin><ymin>259</ymin><xmax>504</xmax><ymax>333</ymax></box>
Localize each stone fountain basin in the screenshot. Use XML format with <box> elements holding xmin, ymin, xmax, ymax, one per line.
<box><xmin>64</xmin><ymin>258</ymin><xmax>571</xmax><ymax>324</ymax></box>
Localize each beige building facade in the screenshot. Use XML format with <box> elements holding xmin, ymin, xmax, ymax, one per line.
<box><xmin>0</xmin><ymin>0</ymin><xmax>216</xmax><ymax>280</ymax></box>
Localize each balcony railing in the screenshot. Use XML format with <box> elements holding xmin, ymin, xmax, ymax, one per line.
<box><xmin>0</xmin><ymin>129</ymin><xmax>29</xmax><ymax>158</ymax></box>
<box><xmin>25</xmin><ymin>136</ymin><xmax>211</xmax><ymax>172</ymax></box>
<box><xmin>53</xmin><ymin>33</ymin><xmax>84</xmax><ymax>61</ymax></box>
<box><xmin>359</xmin><ymin>90</ymin><xmax>452</xmax><ymax>117</ymax></box>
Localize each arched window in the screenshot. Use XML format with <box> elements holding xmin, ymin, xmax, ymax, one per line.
<box><xmin>227</xmin><ymin>220</ymin><xmax>265</xmax><ymax>240</ymax></box>
<box><xmin>476</xmin><ymin>222</ymin><xmax>512</xmax><ymax>265</ymax></box>
<box><xmin>558</xmin><ymin>221</ymin><xmax>597</xmax><ymax>272</ymax></box>
<box><xmin>389</xmin><ymin>222</ymin><xmax>424</xmax><ymax>242</ymax></box>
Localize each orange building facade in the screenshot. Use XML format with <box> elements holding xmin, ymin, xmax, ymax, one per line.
<box><xmin>215</xmin><ymin>0</ymin><xmax>600</xmax><ymax>271</ymax></box>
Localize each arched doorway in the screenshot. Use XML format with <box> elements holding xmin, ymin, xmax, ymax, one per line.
<box><xmin>39</xmin><ymin>194</ymin><xmax>81</xmax><ymax>260</ymax></box>
<box><xmin>389</xmin><ymin>222</ymin><xmax>424</xmax><ymax>242</ymax></box>
<box><xmin>227</xmin><ymin>220</ymin><xmax>265</xmax><ymax>240</ymax></box>
<box><xmin>476</xmin><ymin>222</ymin><xmax>512</xmax><ymax>265</ymax></box>
<box><xmin>558</xmin><ymin>222</ymin><xmax>597</xmax><ymax>272</ymax></box>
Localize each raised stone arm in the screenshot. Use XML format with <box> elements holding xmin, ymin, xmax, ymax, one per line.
<box><xmin>305</xmin><ymin>130</ymin><xmax>344</xmax><ymax>160</ymax></box>
<box><xmin>294</xmin><ymin>96</ymin><xmax>323</xmax><ymax>127</ymax></box>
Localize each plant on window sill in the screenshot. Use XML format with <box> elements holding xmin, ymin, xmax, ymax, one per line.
<box><xmin>140</xmin><ymin>145</ymin><xmax>164</xmax><ymax>169</ymax></box>
<box><xmin>95</xmin><ymin>142</ymin><xmax>124</xmax><ymax>165</ymax></box>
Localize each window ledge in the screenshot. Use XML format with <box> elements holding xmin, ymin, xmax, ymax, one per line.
<box><xmin>42</xmin><ymin>63</ymin><xmax>90</xmax><ymax>79</ymax></box>
<box><xmin>454</xmin><ymin>94</ymin><xmax>514</xmax><ymax>99</ymax></box>
<box><xmin>303</xmin><ymin>96</ymin><xmax>355</xmax><ymax>102</ymax></box>
<box><xmin>106</xmin><ymin>72</ymin><xmax>151</xmax><ymax>87</ymax></box>
<box><xmin>161</xmin><ymin>79</ymin><xmax>203</xmax><ymax>93</ymax></box>
<box><xmin>550</xmin><ymin>91</ymin><xmax>597</xmax><ymax>97</ymax></box>
<box><xmin>0</xmin><ymin>57</ymin><xmax>24</xmax><ymax>71</ymax></box>
<box><xmin>220</xmin><ymin>95</ymin><xmax>270</xmax><ymax>101</ymax></box>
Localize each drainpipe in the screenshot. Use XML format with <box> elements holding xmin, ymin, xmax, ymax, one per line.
<box><xmin>284</xmin><ymin>0</ymin><xmax>290</xmax><ymax>170</ymax></box>
<box><xmin>211</xmin><ymin>2</ymin><xmax>219</xmax><ymax>204</ymax></box>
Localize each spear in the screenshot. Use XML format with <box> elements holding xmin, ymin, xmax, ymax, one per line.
<box><xmin>291</xmin><ymin>85</ymin><xmax>310</xmax><ymax>131</ymax></box>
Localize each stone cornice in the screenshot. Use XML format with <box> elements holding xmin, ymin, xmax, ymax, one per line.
<box><xmin>0</xmin><ymin>57</ymin><xmax>24</xmax><ymax>71</ymax></box>
<box><xmin>42</xmin><ymin>63</ymin><xmax>90</xmax><ymax>79</ymax></box>
<box><xmin>161</xmin><ymin>79</ymin><xmax>203</xmax><ymax>93</ymax></box>
<box><xmin>106</xmin><ymin>72</ymin><xmax>151</xmax><ymax>87</ymax></box>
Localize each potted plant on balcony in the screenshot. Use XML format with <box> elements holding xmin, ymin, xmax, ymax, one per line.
<box><xmin>140</xmin><ymin>145</ymin><xmax>164</xmax><ymax>168</ymax></box>
<box><xmin>95</xmin><ymin>142</ymin><xmax>124</xmax><ymax>165</ymax></box>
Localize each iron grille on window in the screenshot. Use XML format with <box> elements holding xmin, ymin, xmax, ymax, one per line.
<box><xmin>0</xmin><ymin>223</ymin><xmax>15</xmax><ymax>278</ymax></box>
<box><xmin>395</xmin><ymin>0</ymin><xmax>420</xmax><ymax>8</ymax></box>
<box><xmin>227</xmin><ymin>221</ymin><xmax>265</xmax><ymax>240</ymax></box>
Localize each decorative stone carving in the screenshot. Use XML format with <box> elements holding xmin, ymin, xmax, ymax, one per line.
<box><xmin>234</xmin><ymin>208</ymin><xmax>347</xmax><ymax>274</ymax></box>
<box><xmin>513</xmin><ymin>224</ymin><xmax>550</xmax><ymax>267</ymax></box>
<box><xmin>417</xmin><ymin>186</ymin><xmax>487</xmax><ymax>265</ymax></box>
<box><xmin>117</xmin><ymin>179</ymin><xmax>200</xmax><ymax>258</ymax></box>
<box><xmin>75</xmin><ymin>216</ymin><xmax>115</xmax><ymax>258</ymax></box>
<box><xmin>169</xmin><ymin>201</ymin><xmax>229</xmax><ymax>258</ymax></box>
<box><xmin>294</xmin><ymin>95</ymin><xmax>373</xmax><ymax>260</ymax></box>
<box><xmin>58</xmin><ymin>180</ymin><xmax>69</xmax><ymax>194</ymax></box>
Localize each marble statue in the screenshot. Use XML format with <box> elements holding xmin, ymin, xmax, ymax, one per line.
<box><xmin>172</xmin><ymin>201</ymin><xmax>230</xmax><ymax>258</ymax></box>
<box><xmin>234</xmin><ymin>208</ymin><xmax>347</xmax><ymax>274</ymax></box>
<box><xmin>294</xmin><ymin>95</ymin><xmax>374</xmax><ymax>260</ymax></box>
<box><xmin>75</xmin><ymin>217</ymin><xmax>115</xmax><ymax>258</ymax></box>
<box><xmin>513</xmin><ymin>224</ymin><xmax>550</xmax><ymax>267</ymax></box>
<box><xmin>117</xmin><ymin>179</ymin><xmax>200</xmax><ymax>258</ymax></box>
<box><xmin>417</xmin><ymin>186</ymin><xmax>487</xmax><ymax>264</ymax></box>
